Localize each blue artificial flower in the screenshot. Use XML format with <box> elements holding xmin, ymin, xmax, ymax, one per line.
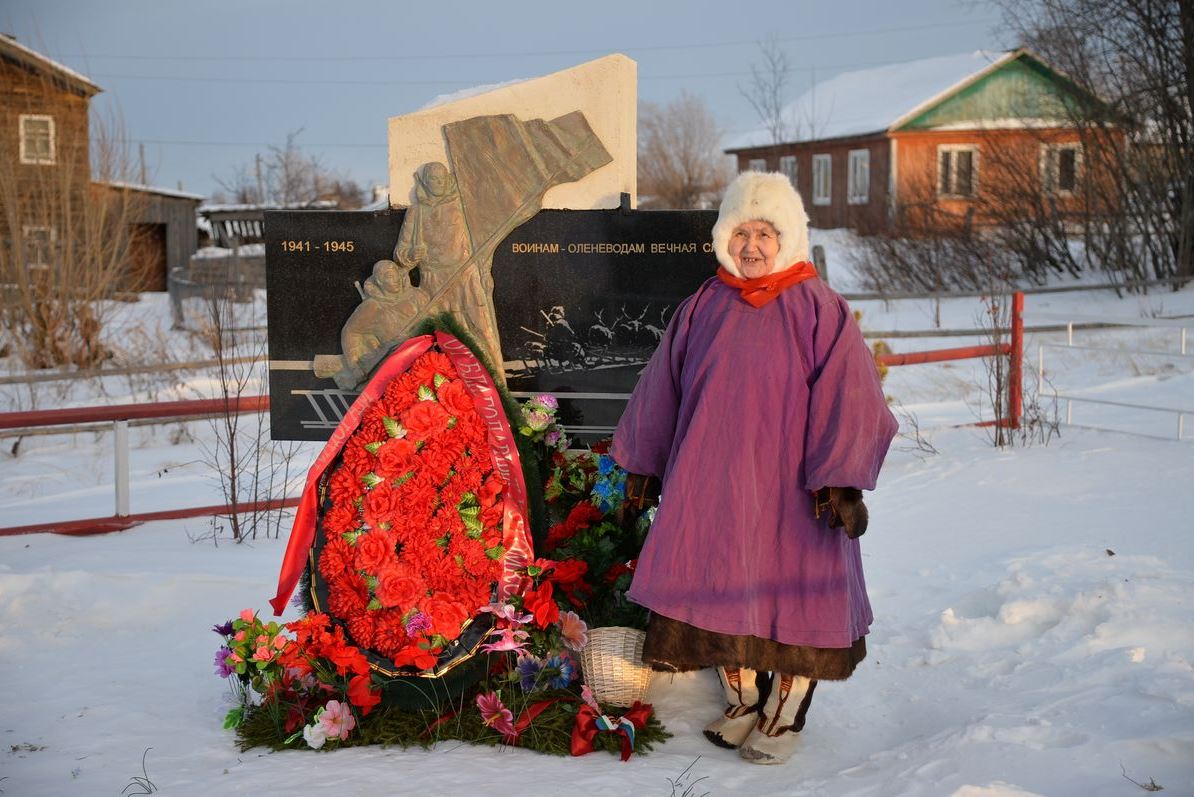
<box><xmin>597</xmin><ymin>455</ymin><xmax>616</xmax><ymax>476</ymax></box>
<box><xmin>545</xmin><ymin>653</ymin><xmax>577</xmax><ymax>689</ymax></box>
<box><xmin>516</xmin><ymin>654</ymin><xmax>545</xmax><ymax>692</ymax></box>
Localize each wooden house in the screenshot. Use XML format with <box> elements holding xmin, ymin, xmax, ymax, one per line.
<box><xmin>725</xmin><ymin>49</ymin><xmax>1106</xmax><ymax>231</ymax></box>
<box><xmin>0</xmin><ymin>35</ymin><xmax>202</xmax><ymax>291</ymax></box>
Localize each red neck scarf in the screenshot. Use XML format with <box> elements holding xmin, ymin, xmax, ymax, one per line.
<box><xmin>716</xmin><ymin>260</ymin><xmax>819</xmax><ymax>307</ymax></box>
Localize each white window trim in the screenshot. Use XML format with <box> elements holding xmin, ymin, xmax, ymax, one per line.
<box><xmin>1040</xmin><ymin>142</ymin><xmax>1083</xmax><ymax>196</ymax></box>
<box><xmin>847</xmin><ymin>149</ymin><xmax>870</xmax><ymax>205</ymax></box>
<box><xmin>22</xmin><ymin>225</ymin><xmax>56</xmax><ymax>268</ymax></box>
<box><xmin>779</xmin><ymin>155</ymin><xmax>798</xmax><ymax>187</ymax></box>
<box><xmin>19</xmin><ymin>114</ymin><xmax>56</xmax><ymax>165</ymax></box>
<box><xmin>937</xmin><ymin>144</ymin><xmax>979</xmax><ymax>199</ymax></box>
<box><xmin>747</xmin><ymin>158</ymin><xmax>767</xmax><ymax>173</ymax></box>
<box><xmin>812</xmin><ymin>154</ymin><xmax>832</xmax><ymax>206</ymax></box>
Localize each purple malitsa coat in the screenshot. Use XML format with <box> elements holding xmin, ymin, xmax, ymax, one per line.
<box><xmin>611</xmin><ymin>275</ymin><xmax>898</xmax><ymax>648</ymax></box>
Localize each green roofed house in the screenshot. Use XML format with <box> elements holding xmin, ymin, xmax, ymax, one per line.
<box><xmin>725</xmin><ymin>48</ymin><xmax>1112</xmax><ymax>232</ymax></box>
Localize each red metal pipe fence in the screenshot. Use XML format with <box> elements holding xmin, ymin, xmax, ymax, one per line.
<box><xmin>0</xmin><ymin>292</ymin><xmax>1024</xmax><ymax>537</ymax></box>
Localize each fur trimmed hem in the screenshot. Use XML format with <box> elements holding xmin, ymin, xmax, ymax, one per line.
<box><xmin>642</xmin><ymin>613</ymin><xmax>866</xmax><ymax>681</ymax></box>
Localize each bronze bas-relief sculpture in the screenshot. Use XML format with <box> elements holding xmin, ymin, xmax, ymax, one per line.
<box><xmin>317</xmin><ymin>111</ymin><xmax>612</xmax><ymax>391</ymax></box>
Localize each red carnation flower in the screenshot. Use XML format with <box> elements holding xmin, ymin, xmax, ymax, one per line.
<box><xmin>327</xmin><ymin>573</ymin><xmax>369</xmax><ymax>617</ymax></box>
<box><xmin>345</xmin><ymin>612</ymin><xmax>378</xmax><ymax>649</ymax></box>
<box><xmin>318</xmin><ymin>535</ymin><xmax>355</xmax><ymax>580</ymax></box>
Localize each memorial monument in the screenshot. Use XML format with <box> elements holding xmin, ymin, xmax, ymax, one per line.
<box><xmin>266</xmin><ymin>54</ymin><xmax>716</xmax><ymax>441</ymax></box>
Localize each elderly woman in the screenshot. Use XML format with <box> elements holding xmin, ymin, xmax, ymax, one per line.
<box><xmin>611</xmin><ymin>171</ymin><xmax>898</xmax><ymax>764</ymax></box>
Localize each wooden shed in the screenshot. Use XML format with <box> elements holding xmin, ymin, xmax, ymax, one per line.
<box><xmin>98</xmin><ymin>182</ymin><xmax>205</xmax><ymax>292</ymax></box>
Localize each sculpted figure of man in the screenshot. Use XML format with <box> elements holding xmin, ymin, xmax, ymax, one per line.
<box><xmin>332</xmin><ymin>259</ymin><xmax>428</xmax><ymax>390</ymax></box>
<box><xmin>394</xmin><ymin>161</ymin><xmax>502</xmax><ymax>368</ymax></box>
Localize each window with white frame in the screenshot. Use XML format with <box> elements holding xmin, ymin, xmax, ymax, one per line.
<box><xmin>938</xmin><ymin>145</ymin><xmax>978</xmax><ymax>198</ymax></box>
<box><xmin>747</xmin><ymin>158</ymin><xmax>767</xmax><ymax>172</ymax></box>
<box><xmin>1041</xmin><ymin>143</ymin><xmax>1082</xmax><ymax>194</ymax></box>
<box><xmin>812</xmin><ymin>154</ymin><xmax>832</xmax><ymax>206</ymax></box>
<box><xmin>779</xmin><ymin>155</ymin><xmax>797</xmax><ymax>187</ymax></box>
<box><xmin>22</xmin><ymin>226</ymin><xmax>54</xmax><ymax>269</ymax></box>
<box><xmin>847</xmin><ymin>149</ymin><xmax>870</xmax><ymax>204</ymax></box>
<box><xmin>19</xmin><ymin>115</ymin><xmax>55</xmax><ymax>165</ymax></box>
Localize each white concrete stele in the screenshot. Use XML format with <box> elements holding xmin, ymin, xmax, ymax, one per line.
<box><xmin>388</xmin><ymin>54</ymin><xmax>636</xmax><ymax>211</ymax></box>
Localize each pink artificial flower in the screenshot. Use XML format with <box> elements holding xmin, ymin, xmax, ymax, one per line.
<box><xmin>478</xmin><ymin>626</ymin><xmax>530</xmax><ymax>655</ymax></box>
<box><xmin>317</xmin><ymin>700</ymin><xmax>357</xmax><ymax>741</ymax></box>
<box><xmin>558</xmin><ymin>610</ymin><xmax>589</xmax><ymax>652</ymax></box>
<box><xmin>253</xmin><ymin>645</ymin><xmax>273</xmax><ymax>662</ymax></box>
<box><xmin>475</xmin><ymin>692</ymin><xmax>516</xmax><ymax>738</ymax></box>
<box><xmin>234</xmin><ymin>631</ymin><xmax>247</xmax><ymax>642</ymax></box>
<box><xmin>239</xmin><ymin>609</ymin><xmax>256</xmax><ymax>623</ymax></box>
<box><xmin>272</xmin><ymin>634</ymin><xmax>287</xmax><ymax>650</ymax></box>
<box><xmin>480</xmin><ymin>602</ymin><xmax>533</xmax><ymax>628</ymax></box>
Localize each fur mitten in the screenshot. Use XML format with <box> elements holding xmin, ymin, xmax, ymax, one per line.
<box><xmin>814</xmin><ymin>487</ymin><xmax>868</xmax><ymax>539</ymax></box>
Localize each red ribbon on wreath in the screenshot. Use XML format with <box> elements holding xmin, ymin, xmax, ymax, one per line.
<box><xmin>269</xmin><ymin>335</ymin><xmax>434</xmax><ymax>615</ymax></box>
<box><xmin>570</xmin><ymin>701</ymin><xmax>653</xmax><ymax>762</ymax></box>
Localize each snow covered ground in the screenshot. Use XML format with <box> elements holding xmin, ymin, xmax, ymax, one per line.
<box><xmin>1</xmin><ymin>266</ymin><xmax>1192</xmax><ymax>795</ymax></box>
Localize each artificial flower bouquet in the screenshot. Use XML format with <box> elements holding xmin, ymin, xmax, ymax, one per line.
<box><xmin>213</xmin><ymin>324</ymin><xmax>665</xmax><ymax>756</ymax></box>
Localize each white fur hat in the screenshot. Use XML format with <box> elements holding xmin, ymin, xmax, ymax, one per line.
<box><xmin>711</xmin><ymin>171</ymin><xmax>810</xmax><ymax>277</ymax></box>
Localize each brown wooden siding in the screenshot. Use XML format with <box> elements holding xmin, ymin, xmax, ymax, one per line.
<box><xmin>729</xmin><ymin>134</ymin><xmax>890</xmax><ymax>231</ymax></box>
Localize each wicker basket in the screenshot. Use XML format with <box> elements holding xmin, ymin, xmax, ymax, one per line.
<box><xmin>579</xmin><ymin>626</ymin><xmax>653</xmax><ymax>708</ymax></box>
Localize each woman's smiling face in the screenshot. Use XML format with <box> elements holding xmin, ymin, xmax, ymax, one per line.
<box><xmin>728</xmin><ymin>219</ymin><xmax>780</xmax><ymax>278</ymax></box>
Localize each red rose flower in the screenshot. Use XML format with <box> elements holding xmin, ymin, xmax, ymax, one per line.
<box><xmin>363</xmin><ymin>484</ymin><xmax>403</xmax><ymax>530</ymax></box>
<box><xmin>401</xmin><ymin>401</ymin><xmax>451</xmax><ymax>442</ymax></box>
<box><xmin>436</xmin><ymin>379</ymin><xmax>475</xmax><ymax>417</ymax></box>
<box><xmin>322</xmin><ymin>501</ymin><xmax>359</xmax><ymax>535</ymax></box>
<box><xmin>354</xmin><ymin>530</ymin><xmax>395</xmax><ymax>573</ymax></box>
<box><xmin>424</xmin><ymin>596</ymin><xmax>471</xmax><ymax>641</ymax></box>
<box><xmin>375</xmin><ymin>564</ymin><xmax>423</xmax><ymax>608</ymax></box>
<box><xmin>376</xmin><ymin>438</ymin><xmax>417</xmax><ymax>478</ymax></box>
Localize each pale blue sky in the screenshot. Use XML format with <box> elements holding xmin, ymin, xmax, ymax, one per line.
<box><xmin>2</xmin><ymin>0</ymin><xmax>1011</xmax><ymax>199</ymax></box>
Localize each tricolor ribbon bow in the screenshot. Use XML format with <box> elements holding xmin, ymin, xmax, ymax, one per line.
<box><xmin>570</xmin><ymin>690</ymin><xmax>652</xmax><ymax>761</ymax></box>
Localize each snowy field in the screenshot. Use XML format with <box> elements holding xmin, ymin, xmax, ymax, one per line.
<box><xmin>1</xmin><ymin>252</ymin><xmax>1193</xmax><ymax>795</ymax></box>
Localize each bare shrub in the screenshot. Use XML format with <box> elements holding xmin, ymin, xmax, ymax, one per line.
<box><xmin>194</xmin><ymin>290</ymin><xmax>299</xmax><ymax>541</ymax></box>
<box><xmin>213</xmin><ymin>129</ymin><xmax>364</xmax><ymax>208</ymax></box>
<box><xmin>0</xmin><ymin>67</ymin><xmax>147</xmax><ymax>370</ymax></box>
<box><xmin>638</xmin><ymin>92</ymin><xmax>730</xmax><ymax>209</ymax></box>
<box><xmin>997</xmin><ymin>0</ymin><xmax>1192</xmax><ymax>288</ymax></box>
